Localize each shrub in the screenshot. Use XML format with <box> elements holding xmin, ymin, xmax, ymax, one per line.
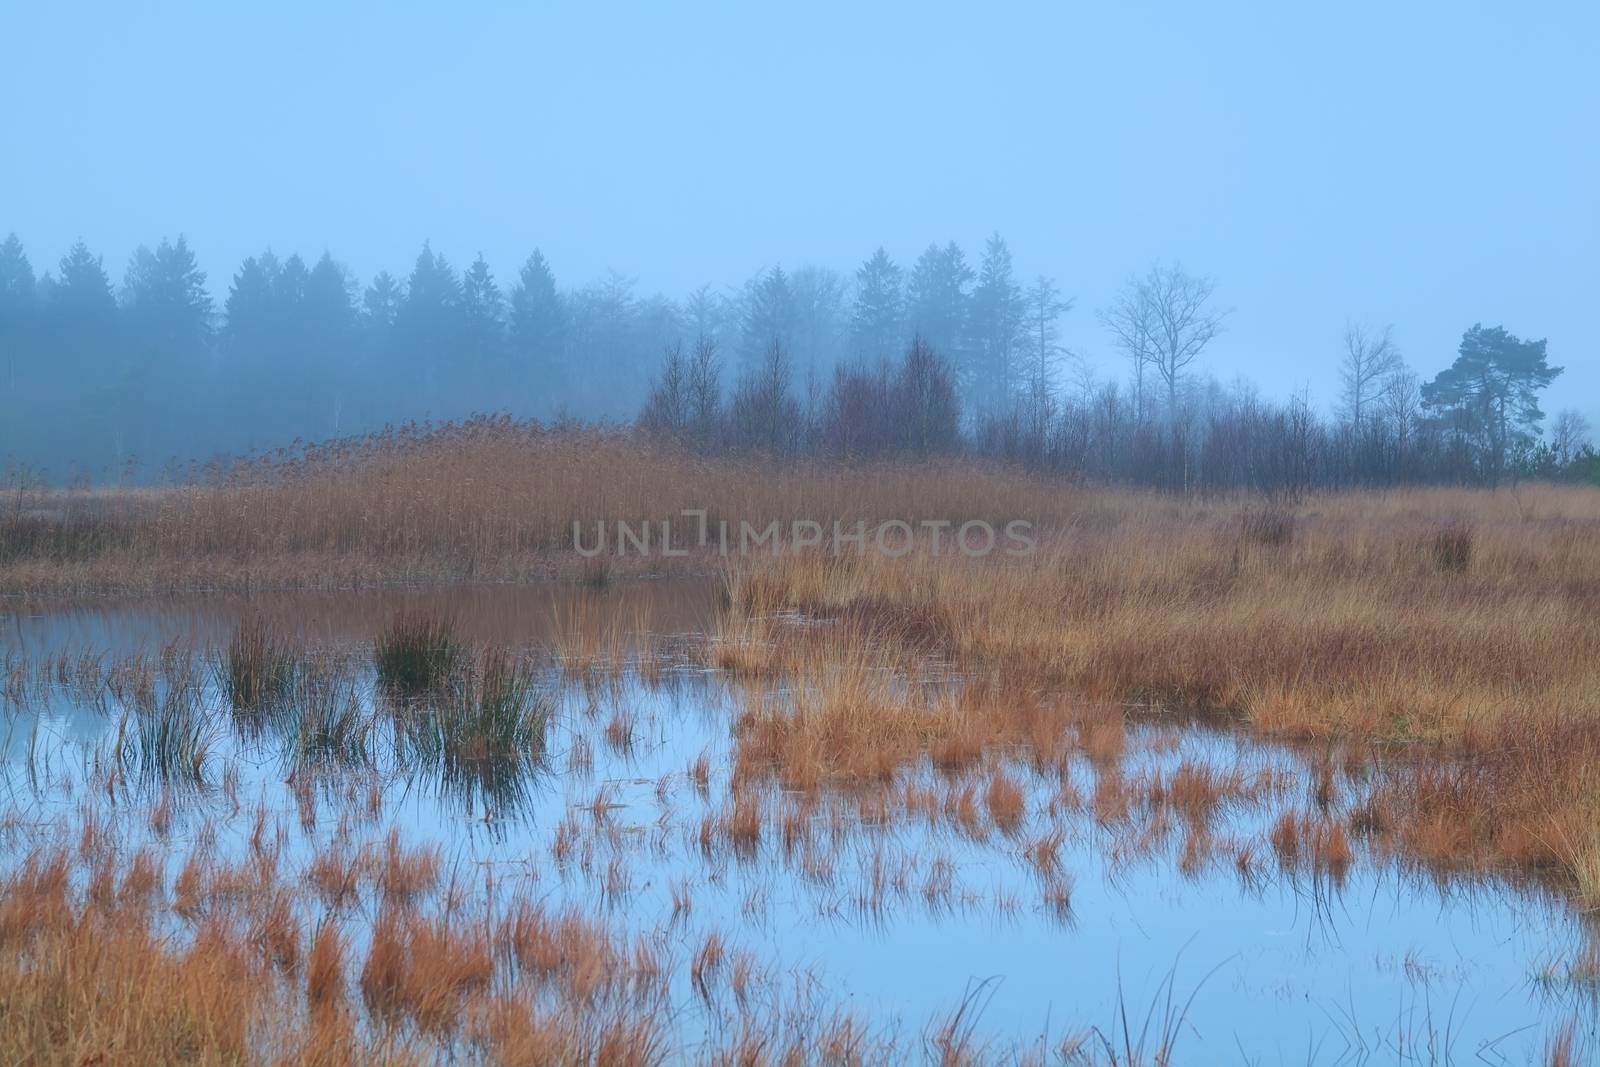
<box><xmin>1430</xmin><ymin>523</ymin><xmax>1473</xmax><ymax>573</ymax></box>
<box><xmin>1240</xmin><ymin>505</ymin><xmax>1295</xmax><ymax>548</ymax></box>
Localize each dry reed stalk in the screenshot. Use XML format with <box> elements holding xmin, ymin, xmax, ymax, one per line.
<box><xmin>717</xmin><ymin>484</ymin><xmax>1600</xmax><ymax>899</ymax></box>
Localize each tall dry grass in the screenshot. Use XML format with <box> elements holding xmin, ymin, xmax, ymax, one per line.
<box><xmin>1</xmin><ymin>421</ymin><xmax>1113</xmax><ymax>596</ymax></box>
<box><xmin>718</xmin><ymin>483</ymin><xmax>1600</xmax><ymax>902</ymax></box>
<box><xmin>0</xmin><ymin>832</ymin><xmax>1014</xmax><ymax>1067</ymax></box>
<box><xmin>13</xmin><ymin>423</ymin><xmax>1600</xmax><ymax>898</ymax></box>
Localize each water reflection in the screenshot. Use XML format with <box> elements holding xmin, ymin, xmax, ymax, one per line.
<box><xmin>0</xmin><ymin>586</ymin><xmax>1594</xmax><ymax>1062</ymax></box>
<box><xmin>3</xmin><ymin>578</ymin><xmax>718</xmax><ymax>655</ymax></box>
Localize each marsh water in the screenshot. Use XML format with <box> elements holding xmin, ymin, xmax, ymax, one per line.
<box><xmin>2</xmin><ymin>583</ymin><xmax>1594</xmax><ymax>1064</ymax></box>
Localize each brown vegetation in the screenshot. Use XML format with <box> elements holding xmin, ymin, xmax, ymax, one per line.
<box><xmin>717</xmin><ymin>481</ymin><xmax>1600</xmax><ymax>902</ymax></box>
<box><xmin>4</xmin><ymin>430</ymin><xmax>1600</xmax><ymax>1061</ymax></box>
<box><xmin>1</xmin><ymin>425</ymin><xmax>1080</xmax><ymax>596</ymax></box>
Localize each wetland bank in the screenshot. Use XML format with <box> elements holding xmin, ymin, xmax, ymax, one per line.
<box><xmin>9</xmin><ymin>1</ymin><xmax>1600</xmax><ymax>1059</ymax></box>
<box><xmin>3</xmin><ymin>433</ymin><xmax>1600</xmax><ymax>1064</ymax></box>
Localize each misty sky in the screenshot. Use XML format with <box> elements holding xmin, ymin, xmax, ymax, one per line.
<box><xmin>4</xmin><ymin>0</ymin><xmax>1596</xmax><ymax>421</ymax></box>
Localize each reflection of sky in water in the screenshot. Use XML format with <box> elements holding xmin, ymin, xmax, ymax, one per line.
<box><xmin>2</xmin><ymin>581</ymin><xmax>718</xmax><ymax>656</ymax></box>
<box><xmin>1</xmin><ymin>593</ymin><xmax>1594</xmax><ymax>1063</ymax></box>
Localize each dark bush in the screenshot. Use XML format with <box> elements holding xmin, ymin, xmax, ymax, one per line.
<box><xmin>375</xmin><ymin>608</ymin><xmax>464</xmax><ymax>695</ymax></box>
<box><xmin>1240</xmin><ymin>505</ymin><xmax>1296</xmax><ymax>548</ymax></box>
<box><xmin>1430</xmin><ymin>523</ymin><xmax>1474</xmax><ymax>573</ymax></box>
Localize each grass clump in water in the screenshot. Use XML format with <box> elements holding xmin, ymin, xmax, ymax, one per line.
<box><xmin>400</xmin><ymin>647</ymin><xmax>552</xmax><ymax>817</ymax></box>
<box><xmin>221</xmin><ymin>616</ymin><xmax>296</xmax><ymax>710</ymax></box>
<box><xmin>287</xmin><ymin>658</ymin><xmax>372</xmax><ymax>774</ymax></box>
<box><xmin>109</xmin><ymin>682</ymin><xmax>217</xmax><ymax>792</ymax></box>
<box><xmin>375</xmin><ymin>608</ymin><xmax>464</xmax><ymax>696</ymax></box>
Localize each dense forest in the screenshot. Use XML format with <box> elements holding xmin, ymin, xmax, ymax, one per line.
<box><xmin>0</xmin><ymin>231</ymin><xmax>1591</xmax><ymax>492</ymax></box>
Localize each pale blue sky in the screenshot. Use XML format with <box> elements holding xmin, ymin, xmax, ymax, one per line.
<box><xmin>3</xmin><ymin>0</ymin><xmax>1595</xmax><ymax>419</ymax></box>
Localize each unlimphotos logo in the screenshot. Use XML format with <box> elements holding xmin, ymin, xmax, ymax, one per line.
<box><xmin>573</xmin><ymin>510</ymin><xmax>1035</xmax><ymax>558</ymax></box>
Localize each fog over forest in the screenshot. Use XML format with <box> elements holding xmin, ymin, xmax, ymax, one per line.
<box><xmin>3</xmin><ymin>2</ymin><xmax>1596</xmax><ymax>487</ymax></box>
<box><xmin>0</xmin><ymin>228</ymin><xmax>1588</xmax><ymax>493</ymax></box>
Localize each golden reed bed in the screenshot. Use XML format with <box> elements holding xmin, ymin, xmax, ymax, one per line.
<box><xmin>8</xmin><ymin>429</ymin><xmax>1600</xmax><ymax>889</ymax></box>
<box><xmin>717</xmin><ymin>485</ymin><xmax>1600</xmax><ymax>905</ymax></box>
<box><xmin>4</xmin><ymin>427</ymin><xmax>1600</xmax><ymax>1064</ymax></box>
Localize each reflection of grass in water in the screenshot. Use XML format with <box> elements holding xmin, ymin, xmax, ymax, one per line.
<box><xmin>216</xmin><ymin>636</ymin><xmax>376</xmax><ymax>778</ymax></box>
<box><xmin>285</xmin><ymin>660</ymin><xmax>372</xmax><ymax>774</ymax></box>
<box><xmin>2</xmin><ymin>648</ymin><xmax>215</xmax><ymax>800</ymax></box>
<box><xmin>1059</xmin><ymin>954</ymin><xmax>1227</xmax><ymax>1067</ymax></box>
<box><xmin>396</xmin><ymin>647</ymin><xmax>552</xmax><ymax>819</ymax></box>
<box><xmin>20</xmin><ymin>632</ymin><xmax>553</xmax><ymax>820</ymax></box>
<box><xmin>108</xmin><ymin>677</ymin><xmax>217</xmax><ymax>791</ymax></box>
<box><xmin>1533</xmin><ymin>940</ymin><xmax>1600</xmax><ymax>1008</ymax></box>
<box><xmin>0</xmin><ymin>622</ymin><xmax>1587</xmax><ymax>1064</ymax></box>
<box><xmin>716</xmin><ymin>499</ymin><xmax>1600</xmax><ymax>910</ymax></box>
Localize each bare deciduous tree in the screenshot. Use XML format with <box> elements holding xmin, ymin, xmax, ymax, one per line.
<box><xmin>729</xmin><ymin>339</ymin><xmax>801</xmax><ymax>455</ymax></box>
<box><xmin>1023</xmin><ymin>275</ymin><xmax>1073</xmax><ymax>435</ymax></box>
<box><xmin>894</xmin><ymin>334</ymin><xmax>960</xmax><ymax>454</ymax></box>
<box><xmin>1100</xmin><ymin>263</ymin><xmax>1222</xmax><ymax>424</ymax></box>
<box><xmin>1339</xmin><ymin>323</ymin><xmax>1402</xmax><ymax>430</ymax></box>
<box><xmin>1382</xmin><ymin>367</ymin><xmax>1420</xmax><ymax>448</ymax></box>
<box><xmin>639</xmin><ymin>341</ymin><xmax>687</xmax><ymax>439</ymax></box>
<box><xmin>642</xmin><ymin>335</ymin><xmax>723</xmax><ymax>452</ymax></box>
<box><xmin>1142</xmin><ymin>264</ymin><xmax>1222</xmax><ymax>422</ymax></box>
<box><xmin>1097</xmin><ymin>283</ymin><xmax>1155</xmax><ymax>422</ymax></box>
<box><xmin>687</xmin><ymin>334</ymin><xmax>721</xmax><ymax>450</ymax></box>
<box><xmin>1551</xmin><ymin>409</ymin><xmax>1591</xmax><ymax>465</ymax></box>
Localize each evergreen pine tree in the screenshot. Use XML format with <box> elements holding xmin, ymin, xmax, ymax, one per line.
<box><xmin>968</xmin><ymin>233</ymin><xmax>1025</xmax><ymax>418</ymax></box>
<box><xmin>508</xmin><ymin>250</ymin><xmax>565</xmax><ymax>401</ymax></box>
<box><xmin>1422</xmin><ymin>324</ymin><xmax>1562</xmax><ymax>479</ymax></box>
<box><xmin>849</xmin><ymin>247</ymin><xmax>904</xmax><ymax>364</ymax></box>
<box><xmin>906</xmin><ymin>241</ymin><xmax>972</xmax><ymax>377</ymax></box>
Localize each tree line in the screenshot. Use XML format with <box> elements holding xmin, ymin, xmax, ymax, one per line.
<box><xmin>0</xmin><ymin>230</ymin><xmax>1590</xmax><ymax>491</ymax></box>
<box><xmin>641</xmin><ymin>320</ymin><xmax>1586</xmax><ymax>494</ymax></box>
<box><xmin>644</xmin><ymin>257</ymin><xmax>1585</xmax><ymax>492</ymax></box>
